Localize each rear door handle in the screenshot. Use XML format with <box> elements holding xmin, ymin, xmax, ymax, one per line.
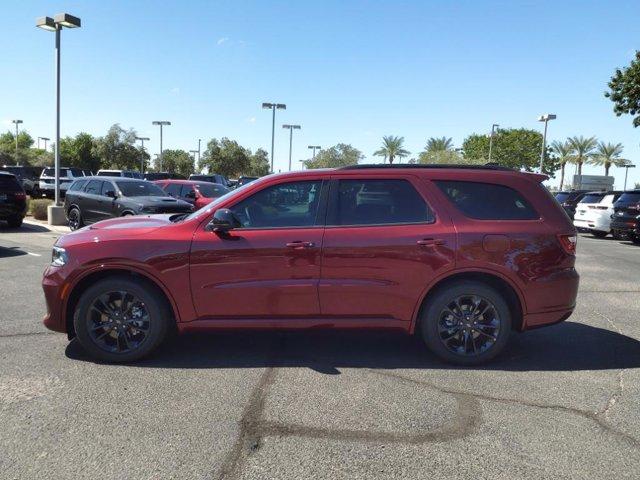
<box><xmin>417</xmin><ymin>238</ymin><xmax>445</xmax><ymax>247</ymax></box>
<box><xmin>286</xmin><ymin>241</ymin><xmax>315</xmax><ymax>249</ymax></box>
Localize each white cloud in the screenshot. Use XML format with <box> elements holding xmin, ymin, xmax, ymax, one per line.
<box><xmin>217</xmin><ymin>37</ymin><xmax>229</xmax><ymax>46</ymax></box>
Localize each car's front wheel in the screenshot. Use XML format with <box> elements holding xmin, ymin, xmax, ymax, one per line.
<box><xmin>67</xmin><ymin>207</ymin><xmax>83</xmax><ymax>231</ymax></box>
<box><xmin>73</xmin><ymin>276</ymin><xmax>170</xmax><ymax>362</ymax></box>
<box><xmin>592</xmin><ymin>230</ymin><xmax>608</xmax><ymax>238</ymax></box>
<box><xmin>419</xmin><ymin>281</ymin><xmax>512</xmax><ymax>365</ymax></box>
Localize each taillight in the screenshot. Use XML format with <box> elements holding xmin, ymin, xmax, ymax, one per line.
<box><xmin>14</xmin><ymin>192</ymin><xmax>26</xmax><ymax>200</ymax></box>
<box><xmin>558</xmin><ymin>234</ymin><xmax>577</xmax><ymax>255</ymax></box>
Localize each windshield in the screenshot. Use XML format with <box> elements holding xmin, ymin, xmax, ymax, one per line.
<box><xmin>617</xmin><ymin>192</ymin><xmax>640</xmax><ymax>204</ymax></box>
<box><xmin>579</xmin><ymin>193</ymin><xmax>605</xmax><ymax>204</ymax></box>
<box><xmin>116</xmin><ymin>181</ymin><xmax>166</xmax><ymax>197</ymax></box>
<box><xmin>196</xmin><ymin>183</ymin><xmax>230</xmax><ymax>198</ymax></box>
<box><xmin>42</xmin><ymin>168</ymin><xmax>68</xmax><ymax>177</ymax></box>
<box><xmin>554</xmin><ymin>192</ymin><xmax>571</xmax><ymax>203</ymax></box>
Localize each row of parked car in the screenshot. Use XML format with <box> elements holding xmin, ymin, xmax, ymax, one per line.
<box><xmin>0</xmin><ymin>165</ymin><xmax>261</xmax><ymax>229</ymax></box>
<box><xmin>555</xmin><ymin>189</ymin><xmax>640</xmax><ymax>243</ymax></box>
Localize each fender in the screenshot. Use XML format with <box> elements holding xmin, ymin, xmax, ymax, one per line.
<box><xmin>409</xmin><ymin>266</ymin><xmax>527</xmax><ymax>334</ymax></box>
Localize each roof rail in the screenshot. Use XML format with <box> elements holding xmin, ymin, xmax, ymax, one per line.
<box><xmin>339</xmin><ymin>163</ymin><xmax>514</xmax><ymax>171</ymax></box>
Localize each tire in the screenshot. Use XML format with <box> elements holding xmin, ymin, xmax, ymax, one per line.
<box><xmin>612</xmin><ymin>230</ymin><xmax>624</xmax><ymax>240</ymax></box>
<box><xmin>630</xmin><ymin>233</ymin><xmax>640</xmax><ymax>245</ymax></box>
<box><xmin>419</xmin><ymin>281</ymin><xmax>512</xmax><ymax>366</ymax></box>
<box><xmin>7</xmin><ymin>216</ymin><xmax>23</xmax><ymax>228</ymax></box>
<box><xmin>592</xmin><ymin>231</ymin><xmax>608</xmax><ymax>238</ymax></box>
<box><xmin>67</xmin><ymin>207</ymin><xmax>83</xmax><ymax>231</ymax></box>
<box><xmin>31</xmin><ymin>186</ymin><xmax>41</xmax><ymax>198</ymax></box>
<box><xmin>73</xmin><ymin>276</ymin><xmax>170</xmax><ymax>362</ymax></box>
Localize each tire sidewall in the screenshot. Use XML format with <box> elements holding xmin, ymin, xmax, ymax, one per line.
<box><xmin>68</xmin><ymin>207</ymin><xmax>82</xmax><ymax>231</ymax></box>
<box><xmin>74</xmin><ymin>277</ymin><xmax>169</xmax><ymax>362</ymax></box>
<box><xmin>420</xmin><ymin>281</ymin><xmax>512</xmax><ymax>365</ymax></box>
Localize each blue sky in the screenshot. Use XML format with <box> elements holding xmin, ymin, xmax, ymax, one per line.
<box><xmin>2</xmin><ymin>0</ymin><xmax>640</xmax><ymax>187</ymax></box>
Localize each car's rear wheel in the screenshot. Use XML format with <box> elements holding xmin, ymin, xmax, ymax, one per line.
<box><xmin>67</xmin><ymin>207</ymin><xmax>83</xmax><ymax>231</ymax></box>
<box><xmin>420</xmin><ymin>281</ymin><xmax>512</xmax><ymax>365</ymax></box>
<box><xmin>612</xmin><ymin>230</ymin><xmax>625</xmax><ymax>240</ymax></box>
<box><xmin>74</xmin><ymin>277</ymin><xmax>170</xmax><ymax>362</ymax></box>
<box><xmin>592</xmin><ymin>231</ymin><xmax>608</xmax><ymax>238</ymax></box>
<box><xmin>630</xmin><ymin>233</ymin><xmax>640</xmax><ymax>245</ymax></box>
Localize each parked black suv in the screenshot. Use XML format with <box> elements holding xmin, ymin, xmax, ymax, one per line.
<box><xmin>1</xmin><ymin>165</ymin><xmax>42</xmax><ymax>197</ymax></box>
<box><xmin>64</xmin><ymin>177</ymin><xmax>194</xmax><ymax>230</ymax></box>
<box><xmin>0</xmin><ymin>172</ymin><xmax>27</xmax><ymax>227</ymax></box>
<box><xmin>611</xmin><ymin>190</ymin><xmax>640</xmax><ymax>243</ymax></box>
<box><xmin>554</xmin><ymin>190</ymin><xmax>590</xmax><ymax>219</ymax></box>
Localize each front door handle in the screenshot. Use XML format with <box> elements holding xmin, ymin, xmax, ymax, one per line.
<box><xmin>417</xmin><ymin>238</ymin><xmax>445</xmax><ymax>247</ymax></box>
<box><xmin>286</xmin><ymin>241</ymin><xmax>315</xmax><ymax>249</ymax></box>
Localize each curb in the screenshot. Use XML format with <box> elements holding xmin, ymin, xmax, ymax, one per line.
<box><xmin>23</xmin><ymin>218</ymin><xmax>70</xmax><ymax>234</ymax></box>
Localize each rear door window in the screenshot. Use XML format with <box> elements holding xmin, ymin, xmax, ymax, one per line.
<box><xmin>68</xmin><ymin>179</ymin><xmax>88</xmax><ymax>192</ymax></box>
<box><xmin>329</xmin><ymin>179</ymin><xmax>434</xmax><ymax>226</ymax></box>
<box><xmin>579</xmin><ymin>193</ymin><xmax>605</xmax><ymax>204</ymax></box>
<box><xmin>164</xmin><ymin>183</ymin><xmax>182</xmax><ymax>197</ymax></box>
<box><xmin>180</xmin><ymin>185</ymin><xmax>196</xmax><ymax>198</ymax></box>
<box><xmin>436</xmin><ymin>180</ymin><xmax>539</xmax><ymax>220</ymax></box>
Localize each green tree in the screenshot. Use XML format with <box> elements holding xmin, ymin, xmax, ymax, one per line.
<box><xmin>590</xmin><ymin>142</ymin><xmax>628</xmax><ymax>176</ymax></box>
<box><xmin>425</xmin><ymin>136</ymin><xmax>454</xmax><ymax>152</ymax></box>
<box><xmin>605</xmin><ymin>51</ymin><xmax>640</xmax><ymax>127</ymax></box>
<box><xmin>462</xmin><ymin>128</ymin><xmax>558</xmax><ymax>174</ymax></box>
<box><xmin>59</xmin><ymin>132</ymin><xmax>101</xmax><ymax>172</ymax></box>
<box><xmin>373</xmin><ymin>135</ymin><xmax>409</xmax><ymax>164</ymax></box>
<box><xmin>567</xmin><ymin>135</ymin><xmax>597</xmax><ymax>176</ymax></box>
<box><xmin>302</xmin><ymin>143</ymin><xmax>364</xmax><ymax>169</ymax></box>
<box><xmin>0</xmin><ymin>130</ymin><xmax>35</xmax><ymax>165</ymax></box>
<box><xmin>247</xmin><ymin>148</ymin><xmax>270</xmax><ymax>176</ymax></box>
<box><xmin>198</xmin><ymin>138</ymin><xmax>251</xmax><ymax>178</ymax></box>
<box><xmin>550</xmin><ymin>140</ymin><xmax>572</xmax><ymax>191</ymax></box>
<box><xmin>93</xmin><ymin>124</ymin><xmax>143</xmax><ymax>171</ymax></box>
<box><xmin>158</xmin><ymin>149</ymin><xmax>194</xmax><ymax>177</ymax></box>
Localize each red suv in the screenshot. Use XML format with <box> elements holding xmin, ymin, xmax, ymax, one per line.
<box><xmin>42</xmin><ymin>165</ymin><xmax>578</xmax><ymax>365</ymax></box>
<box><xmin>154</xmin><ymin>179</ymin><xmax>230</xmax><ymax>210</ymax></box>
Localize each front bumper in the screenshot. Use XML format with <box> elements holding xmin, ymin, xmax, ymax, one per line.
<box><xmin>42</xmin><ymin>265</ymin><xmax>69</xmax><ymax>334</ymax></box>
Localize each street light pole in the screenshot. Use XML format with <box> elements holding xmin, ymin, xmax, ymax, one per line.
<box><xmin>307</xmin><ymin>145</ymin><xmax>321</xmax><ymax>160</ymax></box>
<box><xmin>487</xmin><ymin>123</ymin><xmax>499</xmax><ymax>163</ymax></box>
<box><xmin>197</xmin><ymin>138</ymin><xmax>201</xmax><ymax>164</ymax></box>
<box><xmin>38</xmin><ymin>136</ymin><xmax>50</xmax><ymax>151</ymax></box>
<box><xmin>152</xmin><ymin>121</ymin><xmax>171</xmax><ymax>171</ymax></box>
<box><xmin>282</xmin><ymin>124</ymin><xmax>301</xmax><ymax>172</ymax></box>
<box><xmin>623</xmin><ymin>164</ymin><xmax>636</xmax><ymax>190</ymax></box>
<box><xmin>135</xmin><ymin>137</ymin><xmax>150</xmax><ymax>173</ymax></box>
<box><xmin>538</xmin><ymin>114</ymin><xmax>557</xmax><ymax>173</ymax></box>
<box><xmin>262</xmin><ymin>102</ymin><xmax>286</xmax><ymax>172</ymax></box>
<box><xmin>12</xmin><ymin>120</ymin><xmax>23</xmax><ymax>165</ymax></box>
<box><xmin>36</xmin><ymin>13</ymin><xmax>81</xmax><ymax>211</ymax></box>
<box><xmin>190</xmin><ymin>150</ymin><xmax>199</xmax><ymax>169</ymax></box>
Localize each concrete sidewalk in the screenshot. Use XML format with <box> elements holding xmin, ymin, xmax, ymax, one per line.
<box><xmin>23</xmin><ymin>217</ymin><xmax>70</xmax><ymax>235</ymax></box>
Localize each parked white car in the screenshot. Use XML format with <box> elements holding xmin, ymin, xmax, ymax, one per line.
<box><xmin>573</xmin><ymin>191</ymin><xmax>623</xmax><ymax>238</ymax></box>
<box><xmin>39</xmin><ymin>167</ymin><xmax>87</xmax><ymax>198</ymax></box>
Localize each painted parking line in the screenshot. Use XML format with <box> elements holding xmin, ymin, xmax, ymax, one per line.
<box><xmin>26</xmin><ymin>252</ymin><xmax>42</xmax><ymax>257</ymax></box>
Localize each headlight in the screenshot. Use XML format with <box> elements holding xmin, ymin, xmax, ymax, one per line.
<box><xmin>51</xmin><ymin>246</ymin><xmax>68</xmax><ymax>267</ymax></box>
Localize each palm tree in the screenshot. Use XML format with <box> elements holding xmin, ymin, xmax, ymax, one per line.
<box><xmin>550</xmin><ymin>140</ymin><xmax>572</xmax><ymax>191</ymax></box>
<box><xmin>373</xmin><ymin>135</ymin><xmax>410</xmax><ymax>164</ymax></box>
<box><xmin>425</xmin><ymin>136</ymin><xmax>453</xmax><ymax>152</ymax></box>
<box><xmin>590</xmin><ymin>142</ymin><xmax>628</xmax><ymax>176</ymax></box>
<box><xmin>567</xmin><ymin>135</ymin><xmax>597</xmax><ymax>176</ymax></box>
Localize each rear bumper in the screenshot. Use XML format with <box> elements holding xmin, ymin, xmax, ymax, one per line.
<box><xmin>610</xmin><ymin>218</ymin><xmax>638</xmax><ymax>233</ymax></box>
<box><xmin>523</xmin><ymin>308</ymin><xmax>574</xmax><ymax>329</ymax></box>
<box><xmin>0</xmin><ymin>203</ymin><xmax>27</xmax><ymax>219</ymax></box>
<box><xmin>522</xmin><ymin>267</ymin><xmax>579</xmax><ymax>330</ymax></box>
<box><xmin>574</xmin><ymin>215</ymin><xmax>610</xmax><ymax>232</ymax></box>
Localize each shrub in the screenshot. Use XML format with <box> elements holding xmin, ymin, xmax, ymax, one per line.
<box><xmin>30</xmin><ymin>199</ymin><xmax>53</xmax><ymax>220</ymax></box>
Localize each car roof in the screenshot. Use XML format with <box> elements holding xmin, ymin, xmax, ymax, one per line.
<box><xmin>81</xmin><ymin>176</ymin><xmax>145</xmax><ymax>182</ymax></box>
<box><xmin>154</xmin><ymin>179</ymin><xmax>216</xmax><ymax>185</ymax></box>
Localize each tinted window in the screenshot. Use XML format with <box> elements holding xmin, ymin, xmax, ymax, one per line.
<box><xmin>180</xmin><ymin>185</ymin><xmax>196</xmax><ymax>197</ymax></box>
<box><xmin>68</xmin><ymin>179</ymin><xmax>88</xmax><ymax>192</ymax></box>
<box><xmin>70</xmin><ymin>168</ymin><xmax>84</xmax><ymax>177</ymax></box>
<box><xmin>436</xmin><ymin>181</ymin><xmax>538</xmax><ymax>220</ymax></box>
<box><xmin>84</xmin><ymin>180</ymin><xmax>103</xmax><ymax>195</ymax></box>
<box><xmin>580</xmin><ymin>193</ymin><xmax>605</xmax><ymax>204</ymax></box>
<box><xmin>617</xmin><ymin>192</ymin><xmax>640</xmax><ymax>204</ymax></box>
<box><xmin>230</xmin><ymin>180</ymin><xmax>322</xmax><ymax>228</ymax></box>
<box><xmin>196</xmin><ymin>183</ymin><xmax>229</xmax><ymax>198</ymax></box>
<box><xmin>101</xmin><ymin>181</ymin><xmax>116</xmax><ymax>196</ymax></box>
<box><xmin>554</xmin><ymin>192</ymin><xmax>571</xmax><ymax>203</ymax></box>
<box><xmin>190</xmin><ymin>175</ymin><xmax>211</xmax><ymax>182</ymax></box>
<box><xmin>116</xmin><ymin>181</ymin><xmax>166</xmax><ymax>197</ymax></box>
<box><xmin>164</xmin><ymin>183</ymin><xmax>182</xmax><ymax>197</ymax></box>
<box><xmin>0</xmin><ymin>175</ymin><xmax>22</xmax><ymax>191</ymax></box>
<box><xmin>330</xmin><ymin>179</ymin><xmax>433</xmax><ymax>226</ymax></box>
<box><xmin>42</xmin><ymin>168</ymin><xmax>69</xmax><ymax>177</ymax></box>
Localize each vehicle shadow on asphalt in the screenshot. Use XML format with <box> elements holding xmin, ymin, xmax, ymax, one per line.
<box><xmin>65</xmin><ymin>320</ymin><xmax>640</xmax><ymax>372</ymax></box>
<box><xmin>0</xmin><ymin>246</ymin><xmax>28</xmax><ymax>258</ymax></box>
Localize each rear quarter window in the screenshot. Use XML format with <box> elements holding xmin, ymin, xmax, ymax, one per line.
<box><xmin>0</xmin><ymin>175</ymin><xmax>22</xmax><ymax>191</ymax></box>
<box><xmin>436</xmin><ymin>180</ymin><xmax>539</xmax><ymax>220</ymax></box>
<box><xmin>68</xmin><ymin>179</ymin><xmax>88</xmax><ymax>192</ymax></box>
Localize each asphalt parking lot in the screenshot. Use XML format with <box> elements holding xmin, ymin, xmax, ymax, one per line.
<box><xmin>1</xmin><ymin>223</ymin><xmax>639</xmax><ymax>479</ymax></box>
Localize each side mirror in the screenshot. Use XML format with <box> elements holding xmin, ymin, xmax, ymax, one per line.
<box><xmin>105</xmin><ymin>190</ymin><xmax>117</xmax><ymax>198</ymax></box>
<box><xmin>207</xmin><ymin>208</ymin><xmax>241</xmax><ymax>232</ymax></box>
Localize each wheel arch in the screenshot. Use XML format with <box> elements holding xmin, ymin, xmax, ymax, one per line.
<box><xmin>411</xmin><ymin>269</ymin><xmax>525</xmax><ymax>334</ymax></box>
<box><xmin>64</xmin><ymin>267</ymin><xmax>180</xmax><ymax>338</ymax></box>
